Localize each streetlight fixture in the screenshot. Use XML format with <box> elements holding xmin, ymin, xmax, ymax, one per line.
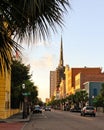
<box><xmin>22</xmin><ymin>84</ymin><xmax>27</xmax><ymax>119</ymax></box>
<box><xmin>22</xmin><ymin>83</ymin><xmax>25</xmax><ymax>89</ymax></box>
<box><xmin>92</xmin><ymin>95</ymin><xmax>95</xmax><ymax>106</ymax></box>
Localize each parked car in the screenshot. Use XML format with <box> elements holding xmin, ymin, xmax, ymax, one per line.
<box><xmin>80</xmin><ymin>106</ymin><xmax>96</xmax><ymax>117</ymax></box>
<box><xmin>33</xmin><ymin>105</ymin><xmax>42</xmax><ymax>114</ymax></box>
<box><xmin>45</xmin><ymin>106</ymin><xmax>51</xmax><ymax>111</ymax></box>
<box><xmin>70</xmin><ymin>107</ymin><xmax>81</xmax><ymax>112</ymax></box>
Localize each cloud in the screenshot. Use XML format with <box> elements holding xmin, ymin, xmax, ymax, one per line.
<box><xmin>22</xmin><ymin>39</ymin><xmax>59</xmax><ymax>71</ymax></box>
<box><xmin>30</xmin><ymin>53</ymin><xmax>56</xmax><ymax>69</ymax></box>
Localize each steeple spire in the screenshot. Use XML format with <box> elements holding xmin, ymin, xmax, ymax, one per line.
<box><xmin>59</xmin><ymin>36</ymin><xmax>64</xmax><ymax>67</ymax></box>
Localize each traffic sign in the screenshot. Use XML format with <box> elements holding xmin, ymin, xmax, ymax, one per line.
<box><xmin>22</xmin><ymin>92</ymin><xmax>31</xmax><ymax>96</ymax></box>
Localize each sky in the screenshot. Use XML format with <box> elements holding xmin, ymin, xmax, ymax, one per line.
<box><xmin>21</xmin><ymin>0</ymin><xmax>104</xmax><ymax>102</ymax></box>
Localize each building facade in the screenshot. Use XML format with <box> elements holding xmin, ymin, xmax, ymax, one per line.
<box><xmin>0</xmin><ymin>70</ymin><xmax>11</xmax><ymax>119</ymax></box>
<box><xmin>50</xmin><ymin>39</ymin><xmax>104</xmax><ymax>101</ymax></box>
<box><xmin>50</xmin><ymin>71</ymin><xmax>56</xmax><ymax>99</ymax></box>
<box><xmin>64</xmin><ymin>66</ymin><xmax>104</xmax><ymax>95</ymax></box>
<box><xmin>50</xmin><ymin>37</ymin><xmax>65</xmax><ymax>100</ymax></box>
<box><xmin>84</xmin><ymin>81</ymin><xmax>104</xmax><ymax>105</ymax></box>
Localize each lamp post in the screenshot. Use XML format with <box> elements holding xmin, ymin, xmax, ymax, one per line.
<box><xmin>22</xmin><ymin>84</ymin><xmax>27</xmax><ymax>119</ymax></box>
<box><xmin>92</xmin><ymin>95</ymin><xmax>94</xmax><ymax>106</ymax></box>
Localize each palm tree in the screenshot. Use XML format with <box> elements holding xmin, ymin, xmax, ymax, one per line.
<box><xmin>0</xmin><ymin>0</ymin><xmax>70</xmax><ymax>72</ymax></box>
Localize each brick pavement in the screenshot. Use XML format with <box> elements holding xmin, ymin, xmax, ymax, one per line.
<box><xmin>0</xmin><ymin>112</ymin><xmax>32</xmax><ymax>130</ymax></box>
<box><xmin>0</xmin><ymin>122</ymin><xmax>25</xmax><ymax>130</ymax></box>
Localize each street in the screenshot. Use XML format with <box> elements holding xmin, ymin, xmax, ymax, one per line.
<box><xmin>23</xmin><ymin>109</ymin><xmax>104</xmax><ymax>130</ymax></box>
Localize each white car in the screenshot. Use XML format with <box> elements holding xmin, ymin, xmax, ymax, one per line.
<box><xmin>45</xmin><ymin>106</ymin><xmax>51</xmax><ymax>111</ymax></box>
<box><xmin>80</xmin><ymin>106</ymin><xmax>96</xmax><ymax>117</ymax></box>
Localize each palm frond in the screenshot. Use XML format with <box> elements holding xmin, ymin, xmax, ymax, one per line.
<box><xmin>0</xmin><ymin>0</ymin><xmax>70</xmax><ymax>72</ymax></box>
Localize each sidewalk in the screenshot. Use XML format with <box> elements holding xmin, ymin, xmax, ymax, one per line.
<box><xmin>0</xmin><ymin>112</ymin><xmax>32</xmax><ymax>123</ymax></box>
<box><xmin>0</xmin><ymin>112</ymin><xmax>32</xmax><ymax>130</ymax></box>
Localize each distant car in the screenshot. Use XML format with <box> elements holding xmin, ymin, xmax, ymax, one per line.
<box><xmin>45</xmin><ymin>106</ymin><xmax>51</xmax><ymax>111</ymax></box>
<box><xmin>70</xmin><ymin>107</ymin><xmax>81</xmax><ymax>112</ymax></box>
<box><xmin>33</xmin><ymin>105</ymin><xmax>42</xmax><ymax>114</ymax></box>
<box><xmin>80</xmin><ymin>106</ymin><xmax>96</xmax><ymax>117</ymax></box>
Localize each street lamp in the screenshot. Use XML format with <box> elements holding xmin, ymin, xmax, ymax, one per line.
<box><xmin>22</xmin><ymin>84</ymin><xmax>27</xmax><ymax>119</ymax></box>
<box><xmin>92</xmin><ymin>95</ymin><xmax>95</xmax><ymax>106</ymax></box>
<box><xmin>22</xmin><ymin>83</ymin><xmax>25</xmax><ymax>89</ymax></box>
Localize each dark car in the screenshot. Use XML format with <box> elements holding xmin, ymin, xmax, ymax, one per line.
<box><xmin>33</xmin><ymin>105</ymin><xmax>42</xmax><ymax>114</ymax></box>
<box><xmin>80</xmin><ymin>106</ymin><xmax>96</xmax><ymax>117</ymax></box>
<box><xmin>45</xmin><ymin>106</ymin><xmax>51</xmax><ymax>111</ymax></box>
<box><xmin>70</xmin><ymin>107</ymin><xmax>81</xmax><ymax>112</ymax></box>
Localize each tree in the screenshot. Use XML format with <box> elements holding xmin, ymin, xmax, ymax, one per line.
<box><xmin>74</xmin><ymin>91</ymin><xmax>88</xmax><ymax>108</ymax></box>
<box><xmin>11</xmin><ymin>59</ymin><xmax>38</xmax><ymax>108</ymax></box>
<box><xmin>94</xmin><ymin>83</ymin><xmax>104</xmax><ymax>111</ymax></box>
<box><xmin>67</xmin><ymin>94</ymin><xmax>75</xmax><ymax>107</ymax></box>
<box><xmin>66</xmin><ymin>91</ymin><xmax>88</xmax><ymax>108</ymax></box>
<box><xmin>100</xmin><ymin>83</ymin><xmax>104</xmax><ymax>98</ymax></box>
<box><xmin>23</xmin><ymin>80</ymin><xmax>38</xmax><ymax>104</ymax></box>
<box><xmin>0</xmin><ymin>0</ymin><xmax>70</xmax><ymax>72</ymax></box>
<box><xmin>11</xmin><ymin>60</ymin><xmax>31</xmax><ymax>86</ymax></box>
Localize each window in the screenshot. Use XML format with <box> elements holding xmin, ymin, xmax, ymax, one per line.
<box><xmin>93</xmin><ymin>88</ymin><xmax>97</xmax><ymax>96</ymax></box>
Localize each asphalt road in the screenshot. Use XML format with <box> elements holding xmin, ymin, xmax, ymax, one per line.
<box><xmin>23</xmin><ymin>109</ymin><xmax>104</xmax><ymax>130</ymax></box>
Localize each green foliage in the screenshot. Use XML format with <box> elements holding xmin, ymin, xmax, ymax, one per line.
<box><xmin>100</xmin><ymin>83</ymin><xmax>104</xmax><ymax>97</ymax></box>
<box><xmin>23</xmin><ymin>80</ymin><xmax>38</xmax><ymax>104</ymax></box>
<box><xmin>11</xmin><ymin>59</ymin><xmax>38</xmax><ymax>108</ymax></box>
<box><xmin>75</xmin><ymin>91</ymin><xmax>88</xmax><ymax>102</ymax></box>
<box><xmin>93</xmin><ymin>83</ymin><xmax>104</xmax><ymax>107</ymax></box>
<box><xmin>11</xmin><ymin>60</ymin><xmax>31</xmax><ymax>86</ymax></box>
<box><xmin>49</xmin><ymin>90</ymin><xmax>88</xmax><ymax>108</ymax></box>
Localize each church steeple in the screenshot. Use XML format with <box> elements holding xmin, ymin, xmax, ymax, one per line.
<box><xmin>58</xmin><ymin>36</ymin><xmax>64</xmax><ymax>67</ymax></box>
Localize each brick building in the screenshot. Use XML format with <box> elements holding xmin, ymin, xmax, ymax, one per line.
<box><xmin>65</xmin><ymin>65</ymin><xmax>104</xmax><ymax>95</ymax></box>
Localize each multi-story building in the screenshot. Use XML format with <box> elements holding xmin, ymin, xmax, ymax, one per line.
<box><xmin>50</xmin><ymin>39</ymin><xmax>104</xmax><ymax>100</ymax></box>
<box><xmin>65</xmin><ymin>65</ymin><xmax>104</xmax><ymax>95</ymax></box>
<box><xmin>0</xmin><ymin>65</ymin><xmax>20</xmax><ymax>119</ymax></box>
<box><xmin>0</xmin><ymin>20</ymin><xmax>20</xmax><ymax>119</ymax></box>
<box><xmin>84</xmin><ymin>81</ymin><xmax>104</xmax><ymax>105</ymax></box>
<box><xmin>0</xmin><ymin>69</ymin><xmax>11</xmax><ymax>119</ymax></box>
<box><xmin>50</xmin><ymin>37</ymin><xmax>65</xmax><ymax>99</ymax></box>
<box><xmin>45</xmin><ymin>98</ymin><xmax>50</xmax><ymax>104</ymax></box>
<box><xmin>75</xmin><ymin>67</ymin><xmax>104</xmax><ymax>91</ymax></box>
<box><xmin>0</xmin><ymin>21</ymin><xmax>11</xmax><ymax>119</ymax></box>
<box><xmin>60</xmin><ymin>79</ymin><xmax>66</xmax><ymax>98</ymax></box>
<box><xmin>50</xmin><ymin>71</ymin><xmax>56</xmax><ymax>99</ymax></box>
